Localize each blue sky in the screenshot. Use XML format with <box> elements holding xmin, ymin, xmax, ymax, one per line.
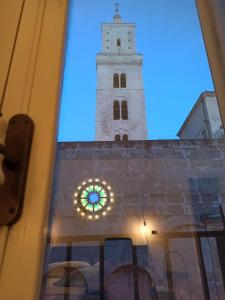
<box><xmin>58</xmin><ymin>0</ymin><xmax>214</xmax><ymax>141</ymax></box>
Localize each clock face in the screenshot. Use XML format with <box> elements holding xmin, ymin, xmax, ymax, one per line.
<box><xmin>74</xmin><ymin>179</ymin><xmax>114</xmax><ymax>219</ymax></box>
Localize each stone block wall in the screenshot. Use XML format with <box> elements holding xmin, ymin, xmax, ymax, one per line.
<box><xmin>52</xmin><ymin>139</ymin><xmax>225</xmax><ymax>239</ymax></box>
<box><xmin>47</xmin><ymin>139</ymin><xmax>225</xmax><ymax>300</ymax></box>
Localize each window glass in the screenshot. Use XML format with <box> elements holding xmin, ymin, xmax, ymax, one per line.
<box><xmin>113</xmin><ymin>73</ymin><xmax>119</xmax><ymax>88</ymax></box>
<box><xmin>121</xmin><ymin>100</ymin><xmax>128</xmax><ymax>120</ymax></box>
<box><xmin>104</xmin><ymin>238</ymin><xmax>135</xmax><ymax>299</ymax></box>
<box><xmin>122</xmin><ymin>134</ymin><xmax>128</xmax><ymax>142</ymax></box>
<box><xmin>120</xmin><ymin>73</ymin><xmax>126</xmax><ymax>88</ymax></box>
<box><xmin>113</xmin><ymin>101</ymin><xmax>120</xmax><ymax>120</ymax></box>
<box><xmin>115</xmin><ymin>134</ymin><xmax>121</xmax><ymax>142</ymax></box>
<box><xmin>41</xmin><ymin>1</ymin><xmax>225</xmax><ymax>300</ymax></box>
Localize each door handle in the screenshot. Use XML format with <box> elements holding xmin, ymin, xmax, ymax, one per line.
<box><xmin>0</xmin><ymin>114</ymin><xmax>34</xmax><ymax>225</ymax></box>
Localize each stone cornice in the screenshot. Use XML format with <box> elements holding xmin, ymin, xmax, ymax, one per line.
<box><xmin>96</xmin><ymin>54</ymin><xmax>143</xmax><ymax>66</ymax></box>
<box><xmin>97</xmin><ymin>60</ymin><xmax>142</xmax><ymax>66</ymax></box>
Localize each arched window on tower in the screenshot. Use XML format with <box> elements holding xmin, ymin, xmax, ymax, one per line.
<box><xmin>120</xmin><ymin>73</ymin><xmax>126</xmax><ymax>88</ymax></box>
<box><xmin>122</xmin><ymin>134</ymin><xmax>128</xmax><ymax>142</ymax></box>
<box><xmin>113</xmin><ymin>101</ymin><xmax>120</xmax><ymax>120</ymax></box>
<box><xmin>115</xmin><ymin>134</ymin><xmax>121</xmax><ymax>142</ymax></box>
<box><xmin>113</xmin><ymin>73</ymin><xmax>119</xmax><ymax>88</ymax></box>
<box><xmin>121</xmin><ymin>100</ymin><xmax>128</xmax><ymax>120</ymax></box>
<box><xmin>117</xmin><ymin>39</ymin><xmax>121</xmax><ymax>46</ymax></box>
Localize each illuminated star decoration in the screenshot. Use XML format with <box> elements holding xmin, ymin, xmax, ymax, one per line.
<box><xmin>74</xmin><ymin>179</ymin><xmax>114</xmax><ymax>220</ymax></box>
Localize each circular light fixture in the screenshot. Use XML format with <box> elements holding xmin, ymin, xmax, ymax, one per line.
<box><xmin>74</xmin><ymin>179</ymin><xmax>114</xmax><ymax>219</ymax></box>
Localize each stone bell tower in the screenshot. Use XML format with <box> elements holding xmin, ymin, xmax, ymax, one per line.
<box><xmin>95</xmin><ymin>4</ymin><xmax>148</xmax><ymax>141</ymax></box>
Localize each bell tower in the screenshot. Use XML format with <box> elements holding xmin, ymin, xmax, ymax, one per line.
<box><xmin>95</xmin><ymin>4</ymin><xmax>148</xmax><ymax>141</ymax></box>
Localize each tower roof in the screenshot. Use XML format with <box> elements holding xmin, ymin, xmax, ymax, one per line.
<box><xmin>113</xmin><ymin>1</ymin><xmax>122</xmax><ymax>23</ymax></box>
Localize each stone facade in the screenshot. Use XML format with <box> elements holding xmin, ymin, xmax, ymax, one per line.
<box><xmin>95</xmin><ymin>11</ymin><xmax>148</xmax><ymax>141</ymax></box>
<box><xmin>47</xmin><ymin>139</ymin><xmax>225</xmax><ymax>300</ymax></box>
<box><xmin>53</xmin><ymin>139</ymin><xmax>225</xmax><ymax>235</ymax></box>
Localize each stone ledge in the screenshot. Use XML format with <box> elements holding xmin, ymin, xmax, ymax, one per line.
<box><xmin>58</xmin><ymin>139</ymin><xmax>225</xmax><ymax>151</ymax></box>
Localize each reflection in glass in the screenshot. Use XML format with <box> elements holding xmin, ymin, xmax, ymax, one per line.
<box><xmin>45</xmin><ymin>243</ymin><xmax>100</xmax><ymax>299</ymax></box>
<box><xmin>42</xmin><ymin>1</ymin><xmax>225</xmax><ymax>300</ymax></box>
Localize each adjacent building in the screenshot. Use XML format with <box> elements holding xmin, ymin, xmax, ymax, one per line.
<box><xmin>177</xmin><ymin>91</ymin><xmax>224</xmax><ymax>139</ymax></box>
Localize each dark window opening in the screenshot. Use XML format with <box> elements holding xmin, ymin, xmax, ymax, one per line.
<box><xmin>115</xmin><ymin>134</ymin><xmax>121</xmax><ymax>142</ymax></box>
<box><xmin>123</xmin><ymin>134</ymin><xmax>128</xmax><ymax>142</ymax></box>
<box><xmin>121</xmin><ymin>73</ymin><xmax>126</xmax><ymax>88</ymax></box>
<box><xmin>122</xmin><ymin>100</ymin><xmax>128</xmax><ymax>120</ymax></box>
<box><xmin>113</xmin><ymin>73</ymin><xmax>119</xmax><ymax>88</ymax></box>
<box><xmin>113</xmin><ymin>101</ymin><xmax>120</xmax><ymax>120</ymax></box>
<box><xmin>117</xmin><ymin>39</ymin><xmax>121</xmax><ymax>46</ymax></box>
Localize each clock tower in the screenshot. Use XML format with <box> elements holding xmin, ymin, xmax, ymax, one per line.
<box><xmin>95</xmin><ymin>5</ymin><xmax>148</xmax><ymax>141</ymax></box>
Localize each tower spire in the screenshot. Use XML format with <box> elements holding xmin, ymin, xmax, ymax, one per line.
<box><xmin>115</xmin><ymin>1</ymin><xmax>119</xmax><ymax>14</ymax></box>
<box><xmin>113</xmin><ymin>1</ymin><xmax>122</xmax><ymax>23</ymax></box>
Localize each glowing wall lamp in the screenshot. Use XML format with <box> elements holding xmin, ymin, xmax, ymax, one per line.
<box><xmin>142</xmin><ymin>215</ymin><xmax>157</xmax><ymax>238</ymax></box>
<box><xmin>142</xmin><ymin>218</ymin><xmax>147</xmax><ymax>235</ymax></box>
<box><xmin>0</xmin><ymin>114</ymin><xmax>34</xmax><ymax>225</ymax></box>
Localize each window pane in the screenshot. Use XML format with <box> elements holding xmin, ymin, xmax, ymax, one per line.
<box><xmin>121</xmin><ymin>101</ymin><xmax>128</xmax><ymax>120</ymax></box>
<box><xmin>122</xmin><ymin>134</ymin><xmax>128</xmax><ymax>142</ymax></box>
<box><xmin>41</xmin><ymin>1</ymin><xmax>225</xmax><ymax>300</ymax></box>
<box><xmin>113</xmin><ymin>101</ymin><xmax>120</xmax><ymax>120</ymax></box>
<box><xmin>104</xmin><ymin>238</ymin><xmax>135</xmax><ymax>299</ymax></box>
<box><xmin>113</xmin><ymin>73</ymin><xmax>119</xmax><ymax>88</ymax></box>
<box><xmin>120</xmin><ymin>73</ymin><xmax>126</xmax><ymax>88</ymax></box>
<box><xmin>115</xmin><ymin>134</ymin><xmax>121</xmax><ymax>142</ymax></box>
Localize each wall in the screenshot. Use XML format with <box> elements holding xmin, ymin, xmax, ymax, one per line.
<box><xmin>178</xmin><ymin>100</ymin><xmax>207</xmax><ymax>138</ymax></box>
<box><xmin>101</xmin><ymin>23</ymin><xmax>136</xmax><ymax>53</ymax></box>
<box><xmin>205</xmin><ymin>94</ymin><xmax>224</xmax><ymax>137</ymax></box>
<box><xmin>45</xmin><ymin>139</ymin><xmax>225</xmax><ymax>299</ymax></box>
<box><xmin>52</xmin><ymin>140</ymin><xmax>225</xmax><ymax>237</ymax></box>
